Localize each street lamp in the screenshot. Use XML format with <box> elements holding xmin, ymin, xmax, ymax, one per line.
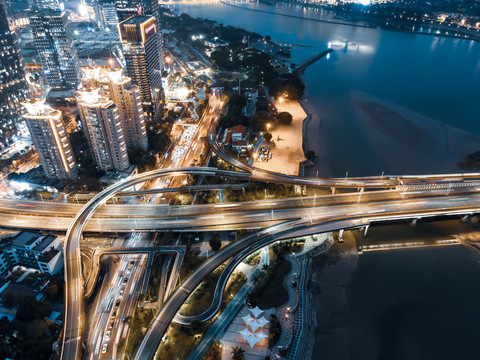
<box><xmin>266</xmin><ymin>123</ymin><xmax>271</xmax><ymax>131</ymax></box>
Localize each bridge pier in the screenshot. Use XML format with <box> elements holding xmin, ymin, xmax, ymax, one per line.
<box><xmin>462</xmin><ymin>215</ymin><xmax>470</xmax><ymax>223</ymax></box>
<box><xmin>331</xmin><ymin>187</ymin><xmax>336</xmax><ymax>195</ymax></box>
<box><xmin>339</xmin><ymin>229</ymin><xmax>344</xmax><ymax>240</ymax></box>
<box><xmin>364</xmin><ymin>224</ymin><xmax>369</xmax><ymax>238</ymax></box>
<box><xmin>409</xmin><ymin>218</ymin><xmax>418</xmax><ymax>227</ymax></box>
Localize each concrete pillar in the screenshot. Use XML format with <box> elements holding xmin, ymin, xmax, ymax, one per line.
<box><xmin>410</xmin><ymin>218</ymin><xmax>418</xmax><ymax>226</ymax></box>
<box><xmin>339</xmin><ymin>229</ymin><xmax>344</xmax><ymax>239</ymax></box>
<box><xmin>462</xmin><ymin>215</ymin><xmax>470</xmax><ymax>223</ymax></box>
<box><xmin>331</xmin><ymin>187</ymin><xmax>336</xmax><ymax>195</ymax></box>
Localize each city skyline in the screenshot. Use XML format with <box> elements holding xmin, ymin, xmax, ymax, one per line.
<box><xmin>0</xmin><ymin>1</ymin><xmax>480</xmax><ymax>360</ymax></box>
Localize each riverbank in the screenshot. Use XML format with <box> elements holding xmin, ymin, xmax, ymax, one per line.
<box><xmin>253</xmin><ymin>99</ymin><xmax>306</xmax><ymax>176</ymax></box>
<box><xmin>300</xmin><ymin>98</ymin><xmax>333</xmax><ymax>178</ymax></box>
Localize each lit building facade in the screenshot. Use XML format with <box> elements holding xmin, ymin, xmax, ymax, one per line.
<box><xmin>76</xmin><ymin>89</ymin><xmax>130</xmax><ymax>171</ymax></box>
<box><xmin>97</xmin><ymin>0</ymin><xmax>118</xmax><ymax>30</ymax></box>
<box><xmin>33</xmin><ymin>0</ymin><xmax>59</xmax><ymax>10</ymax></box>
<box><xmin>118</xmin><ymin>16</ymin><xmax>163</xmax><ymax>115</ymax></box>
<box><xmin>21</xmin><ymin>99</ymin><xmax>77</xmax><ymax>180</ymax></box>
<box><xmin>115</xmin><ymin>0</ymin><xmax>139</xmax><ymax>22</ymax></box>
<box><xmin>30</xmin><ymin>10</ymin><xmax>80</xmax><ymax>89</ymax></box>
<box><xmin>0</xmin><ymin>0</ymin><xmax>27</xmax><ymax>151</ymax></box>
<box><xmin>81</xmin><ymin>64</ymin><xmax>148</xmax><ymax>151</ymax></box>
<box><xmin>0</xmin><ymin>231</ymin><xmax>64</xmax><ymax>275</ymax></box>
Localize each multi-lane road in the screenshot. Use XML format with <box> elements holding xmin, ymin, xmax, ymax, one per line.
<box><xmin>1</xmin><ymin>99</ymin><xmax>479</xmax><ymax>360</ymax></box>
<box><xmin>57</xmin><ymin>164</ymin><xmax>480</xmax><ymax>360</ymax></box>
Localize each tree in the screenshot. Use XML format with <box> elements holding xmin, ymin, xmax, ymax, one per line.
<box><xmin>26</xmin><ymin>319</ymin><xmax>46</xmax><ymax>340</ymax></box>
<box><xmin>190</xmin><ymin>319</ymin><xmax>205</xmax><ymax>335</ymax></box>
<box><xmin>44</xmin><ymin>283</ymin><xmax>60</xmax><ymax>301</ymax></box>
<box><xmin>305</xmin><ymin>150</ymin><xmax>316</xmax><ymax>160</ymax></box>
<box><xmin>264</xmin><ymin>132</ymin><xmax>272</xmax><ymax>142</ymax></box>
<box><xmin>231</xmin><ymin>346</ymin><xmax>245</xmax><ymax>360</ymax></box>
<box><xmin>1</xmin><ymin>291</ymin><xmax>15</xmax><ymax>309</ymax></box>
<box><xmin>209</xmin><ymin>236</ymin><xmax>222</xmax><ymax>251</ymax></box>
<box><xmin>261</xmin><ymin>263</ymin><xmax>271</xmax><ymax>273</ymax></box>
<box><xmin>16</xmin><ymin>296</ymin><xmax>51</xmax><ymax>321</ymax></box>
<box><xmin>277</xmin><ymin>111</ymin><xmax>293</xmax><ymax>125</ymax></box>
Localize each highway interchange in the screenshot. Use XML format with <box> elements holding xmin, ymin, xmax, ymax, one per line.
<box><xmin>2</xmin><ymin>100</ymin><xmax>480</xmax><ymax>360</ymax></box>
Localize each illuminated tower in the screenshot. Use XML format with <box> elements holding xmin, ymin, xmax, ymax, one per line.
<box><xmin>21</xmin><ymin>100</ymin><xmax>77</xmax><ymax>180</ymax></box>
<box><xmin>0</xmin><ymin>0</ymin><xmax>27</xmax><ymax>151</ymax></box>
<box><xmin>118</xmin><ymin>15</ymin><xmax>162</xmax><ymax>115</ymax></box>
<box><xmin>81</xmin><ymin>64</ymin><xmax>148</xmax><ymax>151</ymax></box>
<box><xmin>76</xmin><ymin>89</ymin><xmax>130</xmax><ymax>171</ymax></box>
<box><xmin>30</xmin><ymin>10</ymin><xmax>80</xmax><ymax>89</ymax></box>
<box><xmin>97</xmin><ymin>0</ymin><xmax>118</xmax><ymax>31</ymax></box>
<box><xmin>33</xmin><ymin>0</ymin><xmax>59</xmax><ymax>10</ymax></box>
<box><xmin>115</xmin><ymin>0</ymin><xmax>139</xmax><ymax>23</ymax></box>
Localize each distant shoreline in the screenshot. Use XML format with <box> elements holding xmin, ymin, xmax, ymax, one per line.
<box><xmin>220</xmin><ymin>0</ymin><xmax>480</xmax><ymax>44</ymax></box>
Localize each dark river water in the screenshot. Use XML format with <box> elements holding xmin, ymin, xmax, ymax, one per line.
<box><xmin>168</xmin><ymin>2</ymin><xmax>480</xmax><ymax>359</ymax></box>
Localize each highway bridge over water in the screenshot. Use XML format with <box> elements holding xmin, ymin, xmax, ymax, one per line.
<box><xmin>2</xmin><ymin>100</ymin><xmax>480</xmax><ymax>360</ymax></box>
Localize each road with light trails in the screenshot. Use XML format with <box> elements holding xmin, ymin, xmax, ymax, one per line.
<box><xmin>4</xmin><ymin>180</ymin><xmax>480</xmax><ymax>232</ymax></box>
<box><xmin>25</xmin><ymin>100</ymin><xmax>480</xmax><ymax>360</ymax></box>
<box><xmin>134</xmin><ymin>190</ymin><xmax>480</xmax><ymax>360</ymax></box>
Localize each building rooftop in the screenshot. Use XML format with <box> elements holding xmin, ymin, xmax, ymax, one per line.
<box><xmin>12</xmin><ymin>231</ymin><xmax>41</xmax><ymax>248</ymax></box>
<box><xmin>120</xmin><ymin>15</ymin><xmax>151</xmax><ymax>25</ymax></box>
<box><xmin>35</xmin><ymin>235</ymin><xmax>57</xmax><ymax>252</ymax></box>
<box><xmin>39</xmin><ymin>248</ymin><xmax>60</xmax><ymax>263</ymax></box>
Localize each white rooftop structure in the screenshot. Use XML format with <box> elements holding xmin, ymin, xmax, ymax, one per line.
<box><xmin>239</xmin><ymin>307</ymin><xmax>270</xmax><ymax>348</ymax></box>
<box><xmin>250</xmin><ymin>306</ymin><xmax>263</xmax><ymax>318</ymax></box>
<box><xmin>240</xmin><ymin>329</ymin><xmax>268</xmax><ymax>349</ymax></box>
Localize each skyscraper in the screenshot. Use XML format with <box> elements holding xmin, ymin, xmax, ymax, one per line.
<box><xmin>30</xmin><ymin>10</ymin><xmax>80</xmax><ymax>90</ymax></box>
<box><xmin>21</xmin><ymin>99</ymin><xmax>77</xmax><ymax>180</ymax></box>
<box><xmin>0</xmin><ymin>0</ymin><xmax>27</xmax><ymax>151</ymax></box>
<box><xmin>96</xmin><ymin>0</ymin><xmax>118</xmax><ymax>31</ymax></box>
<box><xmin>81</xmin><ymin>63</ymin><xmax>148</xmax><ymax>151</ymax></box>
<box><xmin>76</xmin><ymin>89</ymin><xmax>130</xmax><ymax>171</ymax></box>
<box><xmin>142</xmin><ymin>0</ymin><xmax>165</xmax><ymax>75</ymax></box>
<box><xmin>115</xmin><ymin>0</ymin><xmax>139</xmax><ymax>23</ymax></box>
<box><xmin>33</xmin><ymin>0</ymin><xmax>59</xmax><ymax>11</ymax></box>
<box><xmin>118</xmin><ymin>16</ymin><xmax>163</xmax><ymax>115</ymax></box>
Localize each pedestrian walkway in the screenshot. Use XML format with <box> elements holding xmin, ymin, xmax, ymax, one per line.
<box><xmin>187</xmin><ymin>281</ymin><xmax>256</xmax><ymax>360</ymax></box>
<box><xmin>270</xmin><ymin>233</ymin><xmax>331</xmax><ymax>358</ymax></box>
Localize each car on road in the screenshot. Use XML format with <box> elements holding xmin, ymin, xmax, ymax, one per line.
<box><xmin>118</xmin><ymin>290</ymin><xmax>124</xmax><ymax>298</ymax></box>
<box><xmin>104</xmin><ymin>331</ymin><xmax>111</xmax><ymax>341</ymax></box>
<box><xmin>123</xmin><ymin>277</ymin><xmax>128</xmax><ymax>285</ymax></box>
<box><xmin>108</xmin><ymin>321</ymin><xmax>114</xmax><ymax>330</ymax></box>
<box><xmin>115</xmin><ymin>300</ymin><xmax>120</xmax><ymax>308</ymax></box>
<box><xmin>111</xmin><ymin>311</ymin><xmax>117</xmax><ymax>318</ymax></box>
<box><xmin>102</xmin><ymin>344</ymin><xmax>108</xmax><ymax>354</ymax></box>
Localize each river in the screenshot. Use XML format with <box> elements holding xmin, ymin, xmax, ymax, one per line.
<box><xmin>165</xmin><ymin>2</ymin><xmax>480</xmax><ymax>359</ymax></box>
<box><xmin>166</xmin><ymin>0</ymin><xmax>480</xmax><ymax>177</ymax></box>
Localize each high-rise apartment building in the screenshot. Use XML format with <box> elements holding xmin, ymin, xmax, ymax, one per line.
<box><xmin>142</xmin><ymin>0</ymin><xmax>165</xmax><ymax>75</ymax></box>
<box><xmin>118</xmin><ymin>16</ymin><xmax>163</xmax><ymax>115</ymax></box>
<box><xmin>96</xmin><ymin>0</ymin><xmax>118</xmax><ymax>30</ymax></box>
<box><xmin>21</xmin><ymin>99</ymin><xmax>77</xmax><ymax>180</ymax></box>
<box><xmin>30</xmin><ymin>10</ymin><xmax>80</xmax><ymax>89</ymax></box>
<box><xmin>115</xmin><ymin>0</ymin><xmax>139</xmax><ymax>22</ymax></box>
<box><xmin>76</xmin><ymin>89</ymin><xmax>130</xmax><ymax>171</ymax></box>
<box><xmin>0</xmin><ymin>0</ymin><xmax>27</xmax><ymax>151</ymax></box>
<box><xmin>81</xmin><ymin>64</ymin><xmax>148</xmax><ymax>151</ymax></box>
<box><xmin>33</xmin><ymin>0</ymin><xmax>59</xmax><ymax>10</ymax></box>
